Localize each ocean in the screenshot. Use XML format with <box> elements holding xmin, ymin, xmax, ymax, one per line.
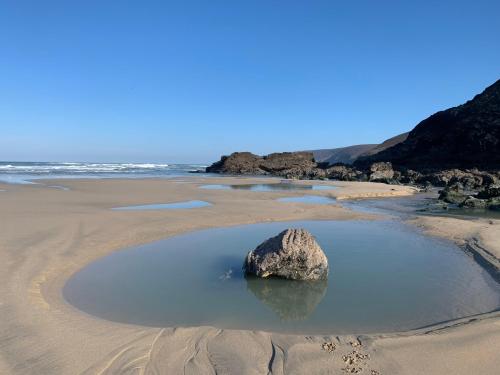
<box><xmin>0</xmin><ymin>161</ymin><xmax>208</xmax><ymax>184</ymax></box>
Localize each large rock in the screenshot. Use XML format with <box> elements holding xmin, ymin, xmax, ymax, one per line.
<box><xmin>205</xmin><ymin>152</ymin><xmax>263</xmax><ymax>174</ymax></box>
<box><xmin>206</xmin><ymin>151</ymin><xmax>319</xmax><ymax>179</ymax></box>
<box><xmin>416</xmin><ymin>169</ymin><xmax>498</xmax><ymax>189</ymax></box>
<box><xmin>460</xmin><ymin>196</ymin><xmax>488</xmax><ymax>209</ymax></box>
<box><xmin>244</xmin><ymin>229</ymin><xmax>328</xmax><ymax>281</ymax></box>
<box><xmin>488</xmin><ymin>198</ymin><xmax>500</xmax><ymax>211</ymax></box>
<box><xmin>438</xmin><ymin>183</ymin><xmax>468</xmax><ymax>205</ymax></box>
<box><xmin>325</xmin><ymin>164</ymin><xmax>366</xmax><ymax>181</ymax></box>
<box><xmin>369</xmin><ymin>162</ymin><xmax>395</xmax><ymax>182</ymax></box>
<box><xmin>399</xmin><ymin>169</ymin><xmax>423</xmax><ymax>184</ymax></box>
<box><xmin>477</xmin><ymin>184</ymin><xmax>500</xmax><ymax>199</ymax></box>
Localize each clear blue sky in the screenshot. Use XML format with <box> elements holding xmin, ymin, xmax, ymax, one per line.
<box><xmin>1</xmin><ymin>1</ymin><xmax>499</xmax><ymax>163</ymax></box>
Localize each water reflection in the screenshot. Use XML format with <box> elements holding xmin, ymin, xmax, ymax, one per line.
<box><xmin>246</xmin><ymin>276</ymin><xmax>327</xmax><ymax>321</ymax></box>
<box><xmin>277</xmin><ymin>196</ymin><xmax>336</xmax><ymax>205</ymax></box>
<box><xmin>200</xmin><ymin>183</ymin><xmax>336</xmax><ymax>192</ymax></box>
<box><xmin>112</xmin><ymin>200</ymin><xmax>212</xmax><ymax>210</ymax></box>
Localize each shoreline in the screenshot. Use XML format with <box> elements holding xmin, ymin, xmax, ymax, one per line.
<box><xmin>1</xmin><ymin>177</ymin><xmax>499</xmax><ymax>374</ymax></box>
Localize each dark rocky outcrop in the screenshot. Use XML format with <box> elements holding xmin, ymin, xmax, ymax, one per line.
<box><xmin>206</xmin><ymin>152</ymin><xmax>264</xmax><ymax>175</ymax></box>
<box><xmin>243</xmin><ymin>229</ymin><xmax>328</xmax><ymax>281</ymax></box>
<box><xmin>369</xmin><ymin>162</ymin><xmax>395</xmax><ymax>183</ymax></box>
<box><xmin>477</xmin><ymin>184</ymin><xmax>500</xmax><ymax>199</ymax></box>
<box><xmin>356</xmin><ymin>79</ymin><xmax>500</xmax><ymax>171</ymax></box>
<box><xmin>437</xmin><ymin>182</ymin><xmax>500</xmax><ymax>210</ymax></box>
<box><xmin>206</xmin><ymin>151</ymin><xmax>318</xmax><ymax>179</ymax></box>
<box><xmin>460</xmin><ymin>196</ymin><xmax>488</xmax><ymax>209</ymax></box>
<box><xmin>416</xmin><ymin>169</ymin><xmax>499</xmax><ymax>189</ymax></box>
<box><xmin>438</xmin><ymin>183</ymin><xmax>468</xmax><ymax>205</ymax></box>
<box><xmin>324</xmin><ymin>164</ymin><xmax>366</xmax><ymax>181</ymax></box>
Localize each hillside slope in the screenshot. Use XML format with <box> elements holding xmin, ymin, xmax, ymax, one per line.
<box><xmin>356</xmin><ymin>80</ymin><xmax>500</xmax><ymax>170</ymax></box>
<box><xmin>311</xmin><ymin>144</ymin><xmax>376</xmax><ymax>165</ymax></box>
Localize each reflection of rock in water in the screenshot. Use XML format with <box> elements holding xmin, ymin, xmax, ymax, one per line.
<box><xmin>246</xmin><ymin>276</ymin><xmax>327</xmax><ymax>321</ymax></box>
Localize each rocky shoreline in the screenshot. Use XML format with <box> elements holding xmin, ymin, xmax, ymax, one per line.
<box><xmin>206</xmin><ymin>151</ymin><xmax>500</xmax><ymax>210</ymax></box>
<box><xmin>207</xmin><ymin>79</ymin><xmax>500</xmax><ymax>210</ymax></box>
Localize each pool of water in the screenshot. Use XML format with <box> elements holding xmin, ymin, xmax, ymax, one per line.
<box><xmin>64</xmin><ymin>220</ymin><xmax>499</xmax><ymax>334</ymax></box>
<box><xmin>277</xmin><ymin>196</ymin><xmax>337</xmax><ymax>205</ymax></box>
<box><xmin>112</xmin><ymin>200</ymin><xmax>212</xmax><ymax>210</ymax></box>
<box><xmin>342</xmin><ymin>192</ymin><xmax>500</xmax><ymax>221</ymax></box>
<box><xmin>47</xmin><ymin>185</ymin><xmax>70</xmax><ymax>191</ymax></box>
<box><xmin>425</xmin><ymin>207</ymin><xmax>500</xmax><ymax>220</ymax></box>
<box><xmin>200</xmin><ymin>183</ymin><xmax>336</xmax><ymax>191</ymax></box>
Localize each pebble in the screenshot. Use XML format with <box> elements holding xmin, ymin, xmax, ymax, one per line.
<box><xmin>321</xmin><ymin>342</ymin><xmax>336</xmax><ymax>353</ymax></box>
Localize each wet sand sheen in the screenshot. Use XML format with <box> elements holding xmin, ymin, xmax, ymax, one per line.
<box><xmin>200</xmin><ymin>183</ymin><xmax>337</xmax><ymax>191</ymax></box>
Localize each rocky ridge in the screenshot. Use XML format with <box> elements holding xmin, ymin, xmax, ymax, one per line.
<box><xmin>356</xmin><ymin>79</ymin><xmax>500</xmax><ymax>170</ymax></box>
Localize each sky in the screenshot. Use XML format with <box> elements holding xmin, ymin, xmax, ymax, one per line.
<box><xmin>0</xmin><ymin>1</ymin><xmax>499</xmax><ymax>164</ymax></box>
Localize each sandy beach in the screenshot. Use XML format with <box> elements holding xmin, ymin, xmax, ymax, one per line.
<box><xmin>0</xmin><ymin>177</ymin><xmax>499</xmax><ymax>375</ymax></box>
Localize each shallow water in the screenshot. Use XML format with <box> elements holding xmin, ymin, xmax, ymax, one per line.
<box><xmin>425</xmin><ymin>207</ymin><xmax>500</xmax><ymax>220</ymax></box>
<box><xmin>200</xmin><ymin>183</ymin><xmax>336</xmax><ymax>191</ymax></box>
<box><xmin>112</xmin><ymin>200</ymin><xmax>212</xmax><ymax>210</ymax></box>
<box><xmin>277</xmin><ymin>196</ymin><xmax>337</xmax><ymax>205</ymax></box>
<box><xmin>64</xmin><ymin>220</ymin><xmax>499</xmax><ymax>334</ymax></box>
<box><xmin>342</xmin><ymin>192</ymin><xmax>500</xmax><ymax>221</ymax></box>
<box><xmin>47</xmin><ymin>185</ymin><xmax>71</xmax><ymax>191</ymax></box>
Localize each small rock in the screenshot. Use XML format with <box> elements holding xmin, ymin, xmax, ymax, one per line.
<box><xmin>350</xmin><ymin>339</ymin><xmax>361</xmax><ymax>347</ymax></box>
<box><xmin>322</xmin><ymin>342</ymin><xmax>336</xmax><ymax>353</ymax></box>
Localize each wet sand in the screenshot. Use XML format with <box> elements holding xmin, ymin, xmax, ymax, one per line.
<box><xmin>0</xmin><ymin>177</ymin><xmax>498</xmax><ymax>374</ymax></box>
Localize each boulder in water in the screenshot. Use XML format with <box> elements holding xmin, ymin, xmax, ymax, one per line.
<box><xmin>243</xmin><ymin>229</ymin><xmax>328</xmax><ymax>281</ymax></box>
<box><xmin>438</xmin><ymin>183</ymin><xmax>468</xmax><ymax>205</ymax></box>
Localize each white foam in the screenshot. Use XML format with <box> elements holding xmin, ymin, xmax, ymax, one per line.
<box><xmin>0</xmin><ymin>162</ymin><xmax>207</xmax><ymax>183</ymax></box>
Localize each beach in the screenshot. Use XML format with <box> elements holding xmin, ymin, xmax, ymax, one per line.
<box><xmin>0</xmin><ymin>177</ymin><xmax>499</xmax><ymax>374</ymax></box>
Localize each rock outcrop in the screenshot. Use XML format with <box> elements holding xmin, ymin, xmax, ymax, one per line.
<box><xmin>368</xmin><ymin>162</ymin><xmax>395</xmax><ymax>183</ymax></box>
<box><xmin>437</xmin><ymin>182</ymin><xmax>500</xmax><ymax>210</ymax></box>
<box><xmin>206</xmin><ymin>152</ymin><xmax>318</xmax><ymax>179</ymax></box>
<box><xmin>438</xmin><ymin>183</ymin><xmax>468</xmax><ymax>205</ymax></box>
<box><xmin>477</xmin><ymin>184</ymin><xmax>500</xmax><ymax>199</ymax></box>
<box><xmin>325</xmin><ymin>164</ymin><xmax>366</xmax><ymax>181</ymax></box>
<box><xmin>356</xmin><ymin>79</ymin><xmax>500</xmax><ymax>171</ymax></box>
<box><xmin>244</xmin><ymin>229</ymin><xmax>328</xmax><ymax>281</ymax></box>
